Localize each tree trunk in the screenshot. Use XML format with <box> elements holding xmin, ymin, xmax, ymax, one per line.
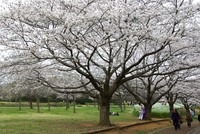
<box><xmin>169</xmin><ymin>103</ymin><xmax>174</xmax><ymax>118</ymax></box>
<box><xmin>36</xmin><ymin>97</ymin><xmax>40</xmax><ymax>113</ymax></box>
<box><xmin>29</xmin><ymin>97</ymin><xmax>33</xmax><ymax>109</ymax></box>
<box><xmin>123</xmin><ymin>101</ymin><xmax>126</xmax><ymax>111</ymax></box>
<box><xmin>99</xmin><ymin>97</ymin><xmax>111</xmax><ymax>126</ymax></box>
<box><xmin>144</xmin><ymin>105</ymin><xmax>152</xmax><ymax>120</ymax></box>
<box><xmin>166</xmin><ymin>92</ymin><xmax>177</xmax><ymax>118</ymax></box>
<box><xmin>118</xmin><ymin>96</ymin><xmax>123</xmax><ymax>112</ymax></box>
<box><xmin>184</xmin><ymin>104</ymin><xmax>190</xmax><ymax>113</ymax></box>
<box><xmin>65</xmin><ymin>94</ymin><xmax>69</xmax><ymax>110</ymax></box>
<box><xmin>66</xmin><ymin>100</ymin><xmax>68</xmax><ymax>110</ymax></box>
<box><xmin>119</xmin><ymin>102</ymin><xmax>123</xmax><ymax>112</ymax></box>
<box><xmin>72</xmin><ymin>96</ymin><xmax>76</xmax><ymax>113</ymax></box>
<box><xmin>19</xmin><ymin>95</ymin><xmax>21</xmax><ymax>111</ymax></box>
<box><xmin>47</xmin><ymin>97</ymin><xmax>50</xmax><ymax>111</ymax></box>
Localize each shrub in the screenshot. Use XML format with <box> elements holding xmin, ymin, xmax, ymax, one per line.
<box><xmin>132</xmin><ymin>107</ymin><xmax>170</xmax><ymax>118</ymax></box>
<box><xmin>151</xmin><ymin>111</ymin><xmax>170</xmax><ymax>118</ymax></box>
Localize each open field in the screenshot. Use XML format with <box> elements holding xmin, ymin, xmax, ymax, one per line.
<box><xmin>0</xmin><ymin>105</ymin><xmax>138</xmax><ymax>134</ymax></box>
<box><xmin>0</xmin><ymin>102</ymin><xmax>197</xmax><ymax>134</ymax></box>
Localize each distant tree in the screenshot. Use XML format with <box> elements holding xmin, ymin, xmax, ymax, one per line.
<box><xmin>179</xmin><ymin>79</ymin><xmax>200</xmax><ymax>112</ymax></box>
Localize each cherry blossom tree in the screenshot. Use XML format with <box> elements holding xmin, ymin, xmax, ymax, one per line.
<box><xmin>165</xmin><ymin>91</ymin><xmax>178</xmax><ymax>117</ymax></box>
<box><xmin>165</xmin><ymin>68</ymin><xmax>200</xmax><ymax>116</ymax></box>
<box><xmin>178</xmin><ymin>76</ymin><xmax>200</xmax><ymax>112</ymax></box>
<box><xmin>9</xmin><ymin>82</ymin><xmax>25</xmax><ymax>110</ymax></box>
<box><xmin>113</xmin><ymin>87</ymin><xmax>132</xmax><ymax>112</ymax></box>
<box><xmin>124</xmin><ymin>71</ymin><xmax>179</xmax><ymax>120</ymax></box>
<box><xmin>0</xmin><ymin>0</ymin><xmax>200</xmax><ymax>126</ymax></box>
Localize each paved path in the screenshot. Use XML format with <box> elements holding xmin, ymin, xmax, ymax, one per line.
<box><xmin>188</xmin><ymin>126</ymin><xmax>200</xmax><ymax>134</ymax></box>
<box><xmin>152</xmin><ymin>122</ymin><xmax>199</xmax><ymax>134</ymax></box>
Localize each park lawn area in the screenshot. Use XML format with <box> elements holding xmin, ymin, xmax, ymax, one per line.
<box><xmin>0</xmin><ymin>106</ymin><xmax>136</xmax><ymax>134</ymax></box>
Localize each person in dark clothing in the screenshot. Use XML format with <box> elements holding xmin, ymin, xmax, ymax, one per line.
<box><xmin>109</xmin><ymin>112</ymin><xmax>119</xmax><ymax>116</ymax></box>
<box><xmin>186</xmin><ymin>110</ymin><xmax>192</xmax><ymax>127</ymax></box>
<box><xmin>171</xmin><ymin>109</ymin><xmax>180</xmax><ymax>130</ymax></box>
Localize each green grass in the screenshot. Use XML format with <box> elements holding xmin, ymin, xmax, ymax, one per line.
<box><xmin>1</xmin><ymin>102</ymin><xmax>191</xmax><ymax>134</ymax></box>
<box><xmin>0</xmin><ymin>106</ymin><xmax>135</xmax><ymax>134</ymax></box>
<box><xmin>0</xmin><ymin>102</ymin><xmax>67</xmax><ymax>107</ymax></box>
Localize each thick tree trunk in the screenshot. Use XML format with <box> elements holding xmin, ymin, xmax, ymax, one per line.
<box><xmin>169</xmin><ymin>103</ymin><xmax>174</xmax><ymax>118</ymax></box>
<box><xmin>99</xmin><ymin>97</ymin><xmax>111</xmax><ymax>126</ymax></box>
<box><xmin>36</xmin><ymin>97</ymin><xmax>40</xmax><ymax>113</ymax></box>
<box><xmin>144</xmin><ymin>105</ymin><xmax>152</xmax><ymax>120</ymax></box>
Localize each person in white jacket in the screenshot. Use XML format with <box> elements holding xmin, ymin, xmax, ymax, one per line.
<box><xmin>138</xmin><ymin>103</ymin><xmax>144</xmax><ymax>120</ymax></box>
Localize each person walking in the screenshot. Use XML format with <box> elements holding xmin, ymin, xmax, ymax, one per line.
<box><xmin>190</xmin><ymin>108</ymin><xmax>195</xmax><ymax>117</ymax></box>
<box><xmin>186</xmin><ymin>110</ymin><xmax>192</xmax><ymax>127</ymax></box>
<box><xmin>171</xmin><ymin>109</ymin><xmax>180</xmax><ymax>130</ymax></box>
<box><xmin>138</xmin><ymin>103</ymin><xmax>143</xmax><ymax>120</ymax></box>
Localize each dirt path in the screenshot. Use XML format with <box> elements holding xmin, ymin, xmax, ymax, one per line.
<box><xmin>100</xmin><ymin>120</ymin><xmax>170</xmax><ymax>134</ymax></box>
<box><xmin>152</xmin><ymin>122</ymin><xmax>199</xmax><ymax>134</ymax></box>
<box><xmin>98</xmin><ymin>121</ymin><xmax>199</xmax><ymax>134</ymax></box>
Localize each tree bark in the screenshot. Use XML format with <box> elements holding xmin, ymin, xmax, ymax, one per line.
<box><xmin>169</xmin><ymin>103</ymin><xmax>174</xmax><ymax>118</ymax></box>
<box><xmin>99</xmin><ymin>96</ymin><xmax>111</xmax><ymax>126</ymax></box>
<box><xmin>144</xmin><ymin>105</ymin><xmax>152</xmax><ymax>120</ymax></box>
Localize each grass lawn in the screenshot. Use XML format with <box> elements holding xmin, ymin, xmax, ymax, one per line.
<box><xmin>2</xmin><ymin>103</ymin><xmax>192</xmax><ymax>134</ymax></box>
<box><xmin>0</xmin><ymin>106</ymin><xmax>136</xmax><ymax>134</ymax></box>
